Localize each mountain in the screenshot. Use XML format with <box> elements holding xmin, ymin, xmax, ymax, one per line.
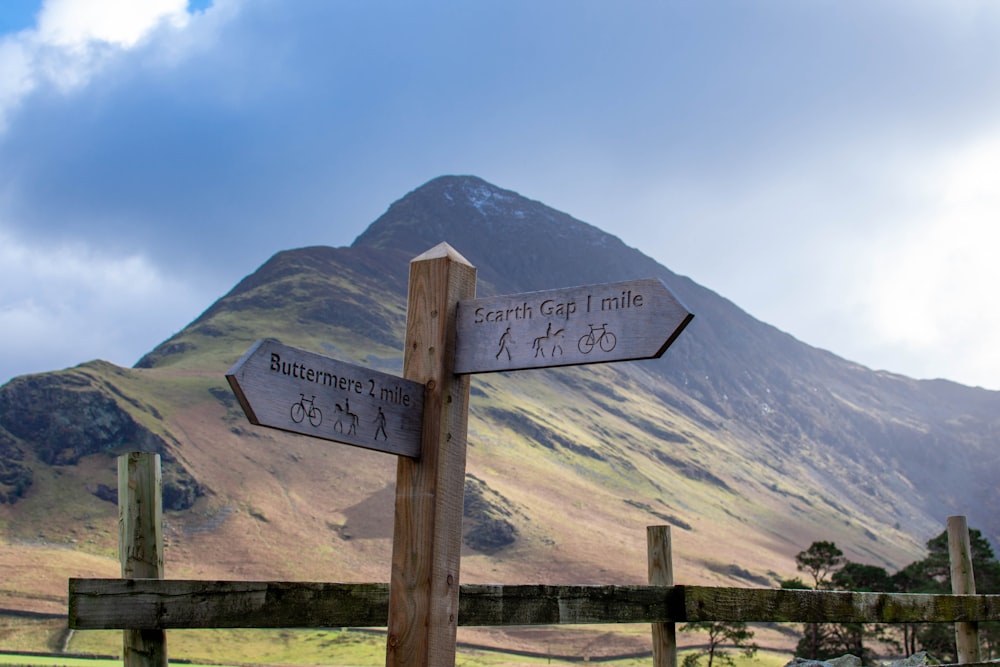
<box><xmin>1</xmin><ymin>175</ymin><xmax>999</xmax><ymax>655</ymax></box>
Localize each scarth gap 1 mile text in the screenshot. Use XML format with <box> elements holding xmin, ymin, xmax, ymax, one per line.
<box><xmin>473</xmin><ymin>288</ymin><xmax>644</xmax><ymax>324</ymax></box>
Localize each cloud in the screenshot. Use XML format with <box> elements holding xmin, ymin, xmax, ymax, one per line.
<box><xmin>1</xmin><ymin>0</ymin><xmax>999</xmax><ymax>390</ymax></box>
<box><xmin>35</xmin><ymin>0</ymin><xmax>189</xmax><ymax>47</ymax></box>
<box><xmin>852</xmin><ymin>131</ymin><xmax>1000</xmax><ymax>387</ymax></box>
<box><xmin>0</xmin><ymin>226</ymin><xmax>207</xmax><ymax>382</ymax></box>
<box><xmin>0</xmin><ymin>0</ymin><xmax>211</xmax><ymax>131</ymax></box>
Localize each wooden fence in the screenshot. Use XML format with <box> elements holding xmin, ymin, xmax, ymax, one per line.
<box><xmin>68</xmin><ymin>453</ymin><xmax>999</xmax><ymax>666</ymax></box>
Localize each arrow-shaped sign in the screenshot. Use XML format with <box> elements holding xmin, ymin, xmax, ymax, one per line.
<box><xmin>226</xmin><ymin>339</ymin><xmax>424</xmax><ymax>458</ymax></box>
<box><xmin>453</xmin><ymin>277</ymin><xmax>692</xmax><ymax>374</ymax></box>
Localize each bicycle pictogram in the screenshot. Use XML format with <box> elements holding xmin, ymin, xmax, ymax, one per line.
<box><xmin>578</xmin><ymin>323</ymin><xmax>617</xmax><ymax>354</ymax></box>
<box><xmin>290</xmin><ymin>394</ymin><xmax>322</xmax><ymax>427</ymax></box>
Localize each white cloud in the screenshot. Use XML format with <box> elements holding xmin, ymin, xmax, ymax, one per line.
<box><xmin>0</xmin><ymin>0</ymin><xmax>213</xmax><ymax>131</ymax></box>
<box><xmin>854</xmin><ymin>131</ymin><xmax>1000</xmax><ymax>387</ymax></box>
<box><xmin>36</xmin><ymin>0</ymin><xmax>190</xmax><ymax>48</ymax></box>
<box><xmin>0</xmin><ymin>228</ymin><xmax>205</xmax><ymax>384</ymax></box>
<box><xmin>609</xmin><ymin>122</ymin><xmax>1000</xmax><ymax>389</ymax></box>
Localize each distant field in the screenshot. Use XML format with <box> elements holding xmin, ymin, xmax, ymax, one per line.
<box><xmin>2</xmin><ymin>613</ymin><xmax>794</xmax><ymax>666</ymax></box>
<box><xmin>0</xmin><ymin>654</ymin><xmax>787</xmax><ymax>667</ymax></box>
<box><xmin>0</xmin><ymin>657</ymin><xmax>236</xmax><ymax>667</ymax></box>
<box><xmin>0</xmin><ymin>645</ymin><xmax>790</xmax><ymax>667</ymax></box>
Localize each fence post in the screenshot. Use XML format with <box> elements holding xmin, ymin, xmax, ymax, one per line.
<box><xmin>386</xmin><ymin>244</ymin><xmax>477</xmax><ymax>667</ymax></box>
<box><xmin>648</xmin><ymin>525</ymin><xmax>677</xmax><ymax>667</ymax></box>
<box><xmin>947</xmin><ymin>515</ymin><xmax>981</xmax><ymax>664</ymax></box>
<box><xmin>119</xmin><ymin>452</ymin><xmax>167</xmax><ymax>667</ymax></box>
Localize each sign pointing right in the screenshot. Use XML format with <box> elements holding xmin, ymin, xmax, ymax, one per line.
<box><xmin>453</xmin><ymin>277</ymin><xmax>693</xmax><ymax>374</ymax></box>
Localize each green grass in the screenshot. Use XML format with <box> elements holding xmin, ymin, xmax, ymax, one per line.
<box><xmin>0</xmin><ymin>656</ymin><xmax>238</xmax><ymax>667</ymax></box>
<box><xmin>47</xmin><ymin>626</ymin><xmax>796</xmax><ymax>667</ymax></box>
<box><xmin>0</xmin><ymin>648</ymin><xmax>790</xmax><ymax>667</ymax></box>
<box><xmin>2</xmin><ymin>615</ymin><xmax>795</xmax><ymax>666</ymax></box>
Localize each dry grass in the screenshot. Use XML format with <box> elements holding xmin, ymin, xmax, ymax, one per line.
<box><xmin>0</xmin><ymin>300</ymin><xmax>930</xmax><ymax>658</ymax></box>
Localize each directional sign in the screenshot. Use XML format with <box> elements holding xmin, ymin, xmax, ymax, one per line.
<box><xmin>454</xmin><ymin>277</ymin><xmax>693</xmax><ymax>374</ymax></box>
<box><xmin>226</xmin><ymin>339</ymin><xmax>424</xmax><ymax>458</ymax></box>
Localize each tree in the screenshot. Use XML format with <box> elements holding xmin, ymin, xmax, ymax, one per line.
<box><xmin>779</xmin><ymin>577</ymin><xmax>810</xmax><ymax>590</ymax></box>
<box><xmin>831</xmin><ymin>562</ymin><xmax>894</xmax><ymax>592</ymax></box>
<box><xmin>891</xmin><ymin>560</ymin><xmax>938</xmax><ymax>657</ymax></box>
<box><xmin>923</xmin><ymin>527</ymin><xmax>1000</xmax><ymax>593</ymax></box>
<box><xmin>796</xmin><ymin>541</ymin><xmax>845</xmax><ymax>589</ymax></box>
<box><xmin>794</xmin><ymin>541</ymin><xmax>846</xmax><ymax>660</ymax></box>
<box><xmin>681</xmin><ymin>621</ymin><xmax>758</xmax><ymax>667</ymax></box>
<box><xmin>786</xmin><ymin>528</ymin><xmax>1000</xmax><ymax>661</ymax></box>
<box><xmin>899</xmin><ymin>526</ymin><xmax>1000</xmax><ymax>661</ymax></box>
<box><xmin>830</xmin><ymin>561</ymin><xmax>898</xmax><ymax>662</ymax></box>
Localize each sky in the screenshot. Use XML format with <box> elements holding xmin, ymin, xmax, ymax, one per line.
<box><xmin>1</xmin><ymin>1</ymin><xmax>1000</xmax><ymax>390</ymax></box>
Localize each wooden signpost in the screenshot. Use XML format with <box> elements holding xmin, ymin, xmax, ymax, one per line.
<box><xmin>226</xmin><ymin>339</ymin><xmax>425</xmax><ymax>458</ymax></box>
<box><xmin>454</xmin><ymin>277</ymin><xmax>693</xmax><ymax>374</ymax></box>
<box><xmin>221</xmin><ymin>243</ymin><xmax>693</xmax><ymax>667</ymax></box>
<box><xmin>387</xmin><ymin>244</ymin><xmax>477</xmax><ymax>667</ymax></box>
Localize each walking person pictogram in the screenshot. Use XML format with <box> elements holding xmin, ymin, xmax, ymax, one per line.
<box><xmin>496</xmin><ymin>327</ymin><xmax>514</xmax><ymax>360</ymax></box>
<box><xmin>374</xmin><ymin>406</ymin><xmax>388</xmax><ymax>441</ymax></box>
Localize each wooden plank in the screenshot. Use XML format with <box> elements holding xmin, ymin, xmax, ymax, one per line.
<box><xmin>676</xmin><ymin>586</ymin><xmax>1000</xmax><ymax>624</ymax></box>
<box><xmin>226</xmin><ymin>339</ymin><xmax>425</xmax><ymax>458</ymax></box>
<box><xmin>69</xmin><ymin>580</ymin><xmax>390</xmax><ymax>629</ymax></box>
<box><xmin>453</xmin><ymin>277</ymin><xmax>693</xmax><ymax>374</ymax></box>
<box><xmin>949</xmin><ymin>515</ymin><xmax>982</xmax><ymax>662</ymax></box>
<box><xmin>457</xmin><ymin>584</ymin><xmax>679</xmax><ymax>625</ymax></box>
<box><xmin>118</xmin><ymin>453</ymin><xmax>167</xmax><ymax>667</ymax></box>
<box><xmin>387</xmin><ymin>243</ymin><xmax>477</xmax><ymax>667</ymax></box>
<box><xmin>68</xmin><ymin>581</ymin><xmax>1000</xmax><ymax>629</ymax></box>
<box><xmin>648</xmin><ymin>526</ymin><xmax>677</xmax><ymax>667</ymax></box>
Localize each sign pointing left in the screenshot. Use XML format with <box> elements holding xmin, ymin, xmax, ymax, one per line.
<box><xmin>226</xmin><ymin>339</ymin><xmax>424</xmax><ymax>458</ymax></box>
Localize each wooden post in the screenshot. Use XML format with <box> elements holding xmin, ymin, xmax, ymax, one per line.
<box><xmin>648</xmin><ymin>525</ymin><xmax>677</xmax><ymax>667</ymax></box>
<box><xmin>118</xmin><ymin>452</ymin><xmax>167</xmax><ymax>667</ymax></box>
<box><xmin>386</xmin><ymin>243</ymin><xmax>476</xmax><ymax>667</ymax></box>
<box><xmin>948</xmin><ymin>515</ymin><xmax>981</xmax><ymax>664</ymax></box>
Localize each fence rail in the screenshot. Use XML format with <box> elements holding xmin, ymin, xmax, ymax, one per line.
<box><xmin>66</xmin><ymin>452</ymin><xmax>992</xmax><ymax>667</ymax></box>
<box><xmin>68</xmin><ymin>579</ymin><xmax>1000</xmax><ymax>630</ymax></box>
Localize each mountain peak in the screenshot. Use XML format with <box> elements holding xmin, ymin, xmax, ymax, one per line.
<box><xmin>353</xmin><ymin>175</ymin><xmax>660</xmax><ymax>294</ymax></box>
<box><xmin>435</xmin><ymin>175</ymin><xmax>528</xmax><ymax>217</ymax></box>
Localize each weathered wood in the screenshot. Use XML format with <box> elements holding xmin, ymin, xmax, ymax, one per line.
<box><xmin>675</xmin><ymin>586</ymin><xmax>1000</xmax><ymax>624</ymax></box>
<box><xmin>226</xmin><ymin>339</ymin><xmax>425</xmax><ymax>457</ymax></box>
<box><xmin>458</xmin><ymin>584</ymin><xmax>680</xmax><ymax>625</ymax></box>
<box><xmin>648</xmin><ymin>526</ymin><xmax>677</xmax><ymax>667</ymax></box>
<box><xmin>949</xmin><ymin>515</ymin><xmax>981</xmax><ymax>663</ymax></box>
<box><xmin>69</xmin><ymin>579</ymin><xmax>390</xmax><ymax>629</ymax></box>
<box><xmin>118</xmin><ymin>452</ymin><xmax>166</xmax><ymax>667</ymax></box>
<box><xmin>460</xmin><ymin>585</ymin><xmax>1000</xmax><ymax>625</ymax></box>
<box><xmin>68</xmin><ymin>580</ymin><xmax>1000</xmax><ymax>629</ymax></box>
<box><xmin>387</xmin><ymin>243</ymin><xmax>477</xmax><ymax>667</ymax></box>
<box><xmin>454</xmin><ymin>277</ymin><xmax>693</xmax><ymax>374</ymax></box>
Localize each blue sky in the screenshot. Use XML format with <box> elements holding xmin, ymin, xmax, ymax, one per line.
<box><xmin>1</xmin><ymin>1</ymin><xmax>1000</xmax><ymax>390</ymax></box>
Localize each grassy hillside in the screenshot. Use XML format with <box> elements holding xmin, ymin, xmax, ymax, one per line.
<box><xmin>1</xmin><ymin>175</ymin><xmax>995</xmax><ymax>660</ymax></box>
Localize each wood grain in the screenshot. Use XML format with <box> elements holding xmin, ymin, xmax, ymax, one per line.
<box><xmin>387</xmin><ymin>242</ymin><xmax>477</xmax><ymax>667</ymax></box>
<box><xmin>118</xmin><ymin>453</ymin><xmax>166</xmax><ymax>667</ymax></box>
<box><xmin>949</xmin><ymin>515</ymin><xmax>982</xmax><ymax>662</ymax></box>
<box><xmin>648</xmin><ymin>526</ymin><xmax>676</xmax><ymax>667</ymax></box>
<box><xmin>69</xmin><ymin>580</ymin><xmax>1000</xmax><ymax>629</ymax></box>
<box><xmin>70</xmin><ymin>580</ymin><xmax>389</xmax><ymax>629</ymax></box>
